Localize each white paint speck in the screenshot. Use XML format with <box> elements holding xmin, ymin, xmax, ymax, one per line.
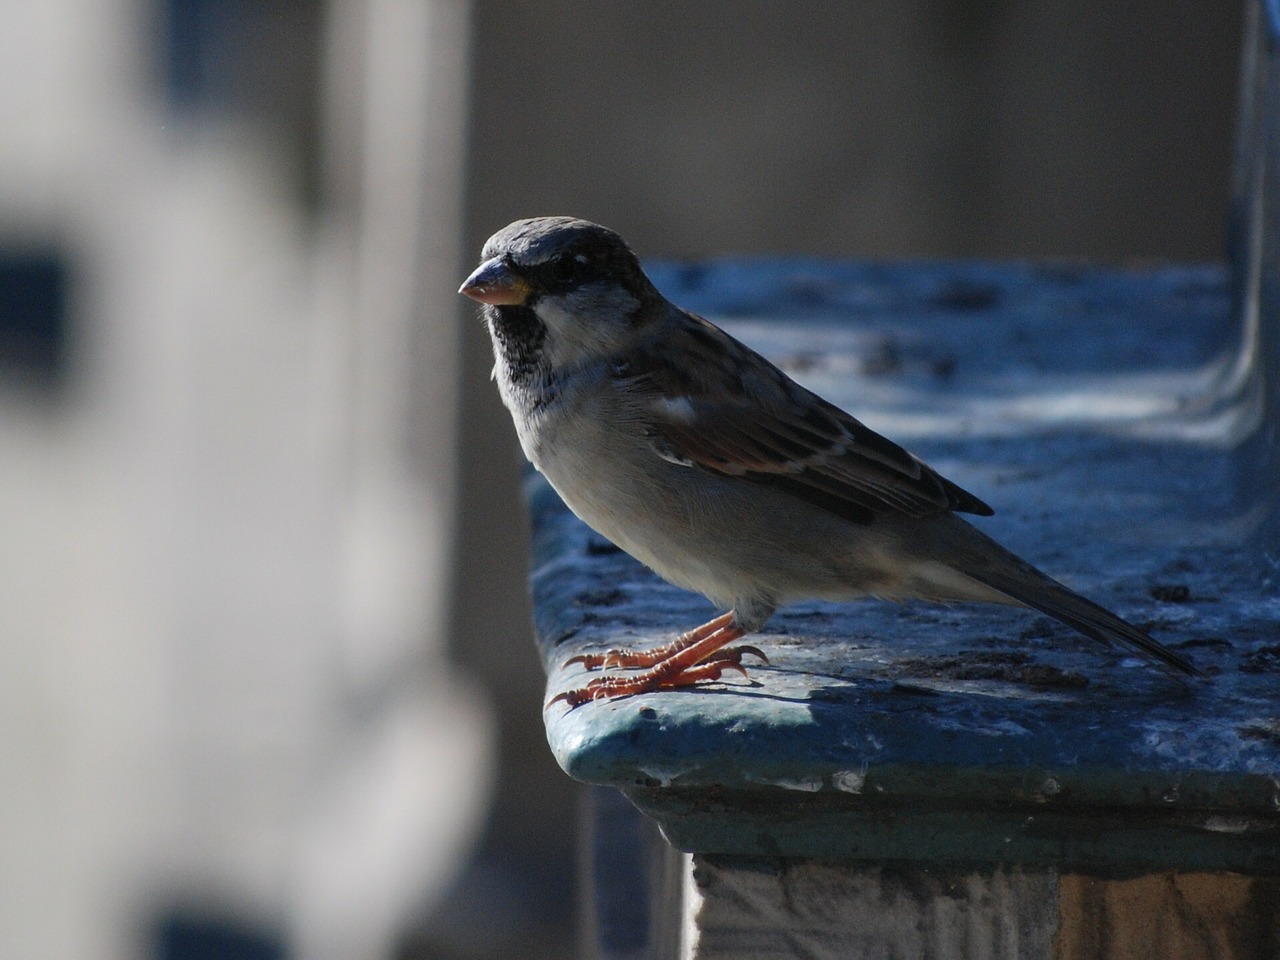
<box><xmin>832</xmin><ymin>769</ymin><xmax>867</xmax><ymax>793</ymax></box>
<box><xmin>1202</xmin><ymin>816</ymin><xmax>1251</xmax><ymax>834</ymax></box>
<box><xmin>744</xmin><ymin>773</ymin><xmax>824</xmax><ymax>792</ymax></box>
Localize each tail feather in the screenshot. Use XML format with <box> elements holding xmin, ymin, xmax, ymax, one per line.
<box><xmin>967</xmin><ymin>567</ymin><xmax>1202</xmax><ymax>678</ymax></box>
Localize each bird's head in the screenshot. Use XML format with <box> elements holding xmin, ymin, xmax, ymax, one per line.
<box><xmin>460</xmin><ymin>217</ymin><xmax>663</xmax><ymax>372</ymax></box>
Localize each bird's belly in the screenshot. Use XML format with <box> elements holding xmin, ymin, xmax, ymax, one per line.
<box><xmin>530</xmin><ymin>419</ymin><xmax>887</xmax><ymax>608</ymax></box>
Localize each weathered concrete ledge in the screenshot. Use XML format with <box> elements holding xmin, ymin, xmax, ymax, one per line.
<box><xmin>530</xmin><ymin>258</ymin><xmax>1280</xmax><ymax>875</ymax></box>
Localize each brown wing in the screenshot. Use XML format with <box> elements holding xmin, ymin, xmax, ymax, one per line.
<box><xmin>618</xmin><ymin>310</ymin><xmax>993</xmax><ymax>526</ymax></box>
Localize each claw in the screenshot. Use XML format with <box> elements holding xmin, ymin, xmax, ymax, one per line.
<box><xmin>668</xmin><ymin>659</ymin><xmax>750</xmax><ymax>685</ymax></box>
<box><xmin>547</xmin><ymin>672</ymin><xmax>659</xmax><ymax>710</ymax></box>
<box><xmin>705</xmin><ymin>644</ymin><xmax>769</xmax><ymax>666</ymax></box>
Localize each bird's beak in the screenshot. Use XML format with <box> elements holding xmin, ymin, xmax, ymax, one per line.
<box><xmin>458</xmin><ymin>258</ymin><xmax>531</xmax><ymax>306</ymax></box>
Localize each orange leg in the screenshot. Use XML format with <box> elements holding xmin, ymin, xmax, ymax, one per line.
<box><xmin>550</xmin><ymin>614</ymin><xmax>767</xmax><ymax>708</ymax></box>
<box><xmin>566</xmin><ymin>611</ymin><xmax>737</xmax><ymax>669</ymax></box>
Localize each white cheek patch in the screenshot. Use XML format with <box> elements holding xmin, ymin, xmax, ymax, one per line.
<box><xmin>535</xmin><ymin>298</ymin><xmax>596</xmax><ymax>364</ymax></box>
<box><xmin>534</xmin><ymin>297</ymin><xmax>578</xmax><ymax>335</ymax></box>
<box><xmin>535</xmin><ymin>285</ymin><xmax>641</xmax><ymax>368</ymax></box>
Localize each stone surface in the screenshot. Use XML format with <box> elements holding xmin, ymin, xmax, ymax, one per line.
<box><xmin>685</xmin><ymin>857</ymin><xmax>1058</xmax><ymax>960</ymax></box>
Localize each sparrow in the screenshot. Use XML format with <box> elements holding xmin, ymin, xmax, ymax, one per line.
<box><xmin>459</xmin><ymin>216</ymin><xmax>1199</xmax><ymax>706</ymax></box>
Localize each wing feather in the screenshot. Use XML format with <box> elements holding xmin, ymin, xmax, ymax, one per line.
<box><xmin>620</xmin><ymin>310</ymin><xmax>993</xmax><ymax>523</ymax></box>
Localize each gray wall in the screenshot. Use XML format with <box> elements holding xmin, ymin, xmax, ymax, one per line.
<box><xmin>463</xmin><ymin>2</ymin><xmax>1240</xmax><ymax>260</ymax></box>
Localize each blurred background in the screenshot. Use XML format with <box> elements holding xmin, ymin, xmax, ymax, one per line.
<box><xmin>0</xmin><ymin>1</ymin><xmax>1242</xmax><ymax>958</ymax></box>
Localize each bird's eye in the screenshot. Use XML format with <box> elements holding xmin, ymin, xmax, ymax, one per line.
<box><xmin>546</xmin><ymin>254</ymin><xmax>590</xmax><ymax>287</ymax></box>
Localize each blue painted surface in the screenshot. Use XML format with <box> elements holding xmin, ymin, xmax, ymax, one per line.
<box><xmin>529</xmin><ymin>259</ymin><xmax>1280</xmax><ymax>870</ymax></box>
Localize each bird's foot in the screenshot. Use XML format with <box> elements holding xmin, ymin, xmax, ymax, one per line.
<box><xmin>565</xmin><ymin>611</ymin><xmax>741</xmax><ymax>669</ymax></box>
<box><xmin>549</xmin><ymin>658</ymin><xmax>751</xmax><ymax>707</ymax></box>
<box><xmin>550</xmin><ymin>614</ymin><xmax>762</xmax><ymax>708</ymax></box>
<box><xmin>564</xmin><ymin>641</ymin><xmax>767</xmax><ymax>670</ymax></box>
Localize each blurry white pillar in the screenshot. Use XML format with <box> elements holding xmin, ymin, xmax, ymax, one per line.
<box><xmin>0</xmin><ymin>0</ymin><xmax>490</xmax><ymax>958</ymax></box>
<box><xmin>322</xmin><ymin>0</ymin><xmax>470</xmax><ymax>689</ymax></box>
<box><xmin>292</xmin><ymin>2</ymin><xmax>492</xmax><ymax>959</ymax></box>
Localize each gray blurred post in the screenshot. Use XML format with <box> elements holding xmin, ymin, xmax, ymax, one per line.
<box><xmin>288</xmin><ymin>2</ymin><xmax>490</xmax><ymax>960</ymax></box>
<box><xmin>317</xmin><ymin>0</ymin><xmax>469</xmax><ymax>687</ymax></box>
<box><xmin>0</xmin><ymin>0</ymin><xmax>489</xmax><ymax>957</ymax></box>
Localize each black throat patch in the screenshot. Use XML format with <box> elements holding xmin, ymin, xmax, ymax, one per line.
<box><xmin>487</xmin><ymin>304</ymin><xmax>548</xmax><ymax>387</ymax></box>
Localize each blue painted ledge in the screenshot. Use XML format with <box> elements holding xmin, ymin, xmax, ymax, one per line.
<box><xmin>529</xmin><ymin>258</ymin><xmax>1280</xmax><ymax>874</ymax></box>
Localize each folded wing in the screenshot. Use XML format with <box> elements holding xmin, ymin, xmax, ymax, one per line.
<box><xmin>619</xmin><ymin>311</ymin><xmax>993</xmax><ymax>526</ymax></box>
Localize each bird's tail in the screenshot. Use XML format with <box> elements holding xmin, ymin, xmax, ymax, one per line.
<box><xmin>964</xmin><ymin>560</ymin><xmax>1201</xmax><ymax>678</ymax></box>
